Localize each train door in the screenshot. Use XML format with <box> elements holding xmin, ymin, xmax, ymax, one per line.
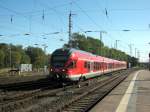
<box><xmin>102</xmin><ymin>58</ymin><xmax>105</xmax><ymax>73</ymax></box>
<box><xmin>86</xmin><ymin>61</ymin><xmax>93</xmax><ymax>72</ymax></box>
<box><xmin>90</xmin><ymin>61</ymin><xmax>93</xmax><ymax>72</ymax></box>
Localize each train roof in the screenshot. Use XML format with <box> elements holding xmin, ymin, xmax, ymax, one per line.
<box><xmin>52</xmin><ymin>48</ymin><xmax>126</xmax><ymax>64</ymax></box>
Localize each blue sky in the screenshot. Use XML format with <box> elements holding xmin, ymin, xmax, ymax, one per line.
<box><xmin>0</xmin><ymin>0</ymin><xmax>150</xmax><ymax>62</ymax></box>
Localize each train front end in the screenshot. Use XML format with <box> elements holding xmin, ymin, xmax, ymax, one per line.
<box><xmin>50</xmin><ymin>48</ymin><xmax>75</xmax><ymax>81</ymax></box>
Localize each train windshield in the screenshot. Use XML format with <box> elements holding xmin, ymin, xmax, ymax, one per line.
<box><xmin>51</xmin><ymin>55</ymin><xmax>69</xmax><ymax>67</ymax></box>
<box><xmin>51</xmin><ymin>49</ymin><xmax>70</xmax><ymax>67</ymax></box>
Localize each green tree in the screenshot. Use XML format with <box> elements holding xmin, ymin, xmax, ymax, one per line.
<box><xmin>21</xmin><ymin>53</ymin><xmax>31</xmax><ymax>64</ymax></box>
<box><xmin>26</xmin><ymin>47</ymin><xmax>45</xmax><ymax>68</ymax></box>
<box><xmin>0</xmin><ymin>43</ymin><xmax>49</xmax><ymax>69</ymax></box>
<box><xmin>11</xmin><ymin>51</ymin><xmax>21</xmax><ymax>68</ymax></box>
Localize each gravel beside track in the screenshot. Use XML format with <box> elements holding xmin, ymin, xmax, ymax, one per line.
<box><xmin>0</xmin><ymin>74</ymin><xmax>49</xmax><ymax>85</ymax></box>
<box><xmin>0</xmin><ymin>75</ymin><xmax>52</xmax><ymax>91</ymax></box>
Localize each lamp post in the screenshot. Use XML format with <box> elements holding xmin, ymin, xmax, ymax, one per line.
<box><xmin>42</xmin><ymin>44</ymin><xmax>48</xmax><ymax>54</ymax></box>
<box><xmin>99</xmin><ymin>31</ymin><xmax>107</xmax><ymax>56</ymax></box>
<box><xmin>42</xmin><ymin>44</ymin><xmax>48</xmax><ymax>74</ymax></box>
<box><xmin>129</xmin><ymin>44</ymin><xmax>134</xmax><ymax>57</ymax></box>
<box><xmin>148</xmin><ymin>42</ymin><xmax>150</xmax><ymax>70</ymax></box>
<box><xmin>8</xmin><ymin>46</ymin><xmax>12</xmax><ymax>69</ymax></box>
<box><xmin>135</xmin><ymin>48</ymin><xmax>137</xmax><ymax>58</ymax></box>
<box><xmin>149</xmin><ymin>52</ymin><xmax>150</xmax><ymax>70</ymax></box>
<box><xmin>115</xmin><ymin>40</ymin><xmax>120</xmax><ymax>49</ymax></box>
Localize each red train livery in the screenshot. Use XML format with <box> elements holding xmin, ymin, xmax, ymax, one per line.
<box><xmin>50</xmin><ymin>48</ymin><xmax>127</xmax><ymax>81</ymax></box>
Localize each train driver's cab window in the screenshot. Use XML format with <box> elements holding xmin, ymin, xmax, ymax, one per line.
<box><xmin>67</xmin><ymin>60</ymin><xmax>76</xmax><ymax>68</ymax></box>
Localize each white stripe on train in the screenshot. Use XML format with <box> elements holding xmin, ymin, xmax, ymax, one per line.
<box><xmin>68</xmin><ymin>67</ymin><xmax>126</xmax><ymax>81</ymax></box>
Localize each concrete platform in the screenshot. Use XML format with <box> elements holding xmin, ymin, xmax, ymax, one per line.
<box><xmin>90</xmin><ymin>70</ymin><xmax>150</xmax><ymax>112</ymax></box>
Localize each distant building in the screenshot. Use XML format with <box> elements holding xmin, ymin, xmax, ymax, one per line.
<box><xmin>20</xmin><ymin>64</ymin><xmax>32</xmax><ymax>72</ymax></box>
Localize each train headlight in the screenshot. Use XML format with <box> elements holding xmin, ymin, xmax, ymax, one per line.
<box><xmin>72</xmin><ymin>53</ymin><xmax>75</xmax><ymax>57</ymax></box>
<box><xmin>50</xmin><ymin>68</ymin><xmax>53</xmax><ymax>71</ymax></box>
<box><xmin>62</xmin><ymin>69</ymin><xmax>65</xmax><ymax>72</ymax></box>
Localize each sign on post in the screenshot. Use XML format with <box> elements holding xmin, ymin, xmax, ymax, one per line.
<box><xmin>20</xmin><ymin>64</ymin><xmax>32</xmax><ymax>72</ymax></box>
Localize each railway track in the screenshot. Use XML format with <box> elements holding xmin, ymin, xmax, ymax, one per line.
<box><xmin>0</xmin><ymin>77</ymin><xmax>53</xmax><ymax>91</ymax></box>
<box><xmin>61</xmin><ymin>73</ymin><xmax>127</xmax><ymax>112</ymax></box>
<box><xmin>0</xmin><ymin>69</ymin><xmax>137</xmax><ymax>112</ymax></box>
<box><xmin>0</xmin><ymin>82</ymin><xmax>61</xmax><ymax>104</ymax></box>
<box><xmin>0</xmin><ymin>83</ymin><xmax>65</xmax><ymax>112</ymax></box>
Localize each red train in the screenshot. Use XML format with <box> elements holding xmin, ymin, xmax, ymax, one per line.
<box><xmin>50</xmin><ymin>48</ymin><xmax>127</xmax><ymax>81</ymax></box>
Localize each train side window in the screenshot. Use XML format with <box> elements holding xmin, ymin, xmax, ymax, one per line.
<box><xmin>98</xmin><ymin>62</ymin><xmax>100</xmax><ymax>70</ymax></box>
<box><xmin>94</xmin><ymin>62</ymin><xmax>96</xmax><ymax>70</ymax></box>
<box><xmin>96</xmin><ymin>62</ymin><xmax>98</xmax><ymax>70</ymax></box>
<box><xmin>84</xmin><ymin>61</ymin><xmax>87</xmax><ymax>68</ymax></box>
<box><xmin>87</xmin><ymin>62</ymin><xmax>90</xmax><ymax>69</ymax></box>
<box><xmin>100</xmin><ymin>63</ymin><xmax>102</xmax><ymax>70</ymax></box>
<box><xmin>109</xmin><ymin>63</ymin><xmax>112</xmax><ymax>69</ymax></box>
<box><xmin>95</xmin><ymin>62</ymin><xmax>97</xmax><ymax>70</ymax></box>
